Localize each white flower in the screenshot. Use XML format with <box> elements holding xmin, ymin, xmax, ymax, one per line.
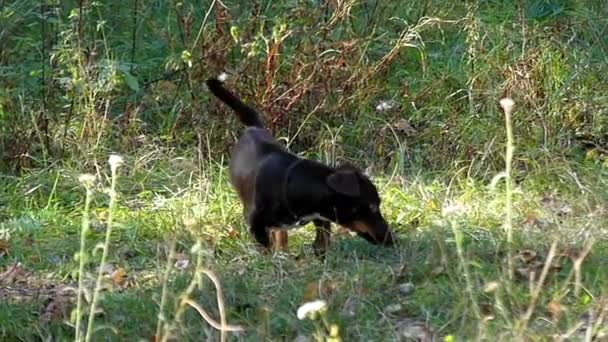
<box><xmin>442</xmin><ymin>201</ymin><xmax>467</xmax><ymax>217</ymax></box>
<box><xmin>108</xmin><ymin>154</ymin><xmax>124</xmax><ymax>172</ymax></box>
<box><xmin>296</xmin><ymin>299</ymin><xmax>327</xmax><ymax>320</ymax></box>
<box><xmin>375</xmin><ymin>100</ymin><xmax>396</xmax><ymax>112</ymax></box>
<box><xmin>218</xmin><ymin>72</ymin><xmax>229</xmax><ymax>82</ymax></box>
<box><xmin>499</xmin><ymin>97</ymin><xmax>515</xmax><ymax>115</ymax></box>
<box><xmin>78</xmin><ymin>174</ymin><xmax>96</xmax><ymax>186</ymax></box>
<box><xmin>483</xmin><ymin>281</ymin><xmax>499</xmax><ymax>293</ymax></box>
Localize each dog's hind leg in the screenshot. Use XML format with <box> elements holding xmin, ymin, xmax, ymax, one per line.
<box><xmin>313</xmin><ymin>220</ymin><xmax>331</xmax><ymax>257</ymax></box>
<box><xmin>270</xmin><ymin>229</ymin><xmax>288</xmax><ymax>252</ymax></box>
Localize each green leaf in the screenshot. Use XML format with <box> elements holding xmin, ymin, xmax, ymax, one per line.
<box><xmin>121</xmin><ymin>70</ymin><xmax>139</xmax><ymax>92</ymax></box>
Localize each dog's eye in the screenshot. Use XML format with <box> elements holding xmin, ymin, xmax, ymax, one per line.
<box><xmin>369</xmin><ymin>204</ymin><xmax>379</xmax><ymax>213</ymax></box>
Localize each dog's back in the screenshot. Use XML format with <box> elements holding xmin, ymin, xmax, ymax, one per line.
<box><xmin>206</xmin><ymin>78</ymin><xmax>294</xmax><ymax>212</ymax></box>
<box><xmin>229</xmin><ymin>127</ymin><xmax>286</xmax><ymax>211</ymax></box>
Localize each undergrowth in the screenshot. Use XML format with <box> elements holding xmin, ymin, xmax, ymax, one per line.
<box><xmin>0</xmin><ymin>0</ymin><xmax>607</xmax><ymax>341</ymax></box>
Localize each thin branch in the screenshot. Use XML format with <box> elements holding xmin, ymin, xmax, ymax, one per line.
<box><xmin>519</xmin><ymin>240</ymin><xmax>558</xmax><ymax>332</ymax></box>
<box><xmin>183</xmin><ymin>298</ymin><xmax>244</xmax><ymax>333</ymax></box>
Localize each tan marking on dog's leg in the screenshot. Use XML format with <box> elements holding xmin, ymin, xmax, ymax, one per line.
<box><xmin>270</xmin><ymin>229</ymin><xmax>288</xmax><ymax>252</ymax></box>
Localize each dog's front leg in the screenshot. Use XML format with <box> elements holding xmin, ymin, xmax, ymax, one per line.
<box><xmin>313</xmin><ymin>220</ymin><xmax>331</xmax><ymax>257</ymax></box>
<box><xmin>249</xmin><ymin>210</ymin><xmax>271</xmax><ymax>248</ymax></box>
<box><xmin>270</xmin><ymin>230</ymin><xmax>288</xmax><ymax>252</ymax></box>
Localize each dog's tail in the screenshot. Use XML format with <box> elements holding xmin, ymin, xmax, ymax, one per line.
<box><xmin>206</xmin><ymin>78</ymin><xmax>264</xmax><ymax>128</ymax></box>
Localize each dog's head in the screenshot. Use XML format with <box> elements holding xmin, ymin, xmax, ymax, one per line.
<box><xmin>326</xmin><ymin>165</ymin><xmax>394</xmax><ymax>246</ymax></box>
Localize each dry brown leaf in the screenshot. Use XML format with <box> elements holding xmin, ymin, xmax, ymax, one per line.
<box><xmin>0</xmin><ymin>263</ymin><xmax>30</xmax><ymax>285</ymax></box>
<box><xmin>392</xmin><ymin>118</ymin><xmax>417</xmax><ymax>136</ymax></box>
<box><xmin>27</xmin><ymin>255</ymin><xmax>40</xmax><ymax>263</ymax></box>
<box><xmin>40</xmin><ymin>294</ymin><xmax>73</xmax><ymax>323</ymax></box>
<box><xmin>517</xmin><ymin>249</ymin><xmax>537</xmax><ymax>263</ymax></box>
<box><xmin>547</xmin><ymin>299</ymin><xmax>562</xmax><ymax>321</ymax></box>
<box><xmin>302</xmin><ymin>282</ymin><xmax>320</xmax><ymax>302</ymax></box>
<box><xmin>302</xmin><ymin>280</ymin><xmax>338</xmax><ymax>302</ymax></box>
<box><xmin>228</xmin><ymin>228</ymin><xmax>240</xmax><ymax>239</ymax></box>
<box><xmin>0</xmin><ymin>239</ymin><xmax>10</xmax><ymax>257</ymax></box>
<box><xmin>111</xmin><ymin>268</ymin><xmax>127</xmax><ymax>287</ymax></box>
<box><xmin>395</xmin><ymin>318</ymin><xmax>435</xmax><ymax>342</ymax></box>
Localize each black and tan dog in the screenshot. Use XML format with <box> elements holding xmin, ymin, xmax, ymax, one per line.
<box><xmin>206</xmin><ymin>77</ymin><xmax>394</xmax><ymax>255</ymax></box>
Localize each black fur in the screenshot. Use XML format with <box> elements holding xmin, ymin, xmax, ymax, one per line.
<box><xmin>207</xmin><ymin>78</ymin><xmax>264</xmax><ymax>128</ymax></box>
<box><xmin>206</xmin><ymin>78</ymin><xmax>394</xmax><ymax>253</ymax></box>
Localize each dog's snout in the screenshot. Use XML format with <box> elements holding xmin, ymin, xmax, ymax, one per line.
<box><xmin>348</xmin><ymin>219</ymin><xmax>394</xmax><ymax>246</ymax></box>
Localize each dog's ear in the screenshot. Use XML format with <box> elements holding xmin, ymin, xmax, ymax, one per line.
<box><xmin>326</xmin><ymin>170</ymin><xmax>360</xmax><ymax>197</ymax></box>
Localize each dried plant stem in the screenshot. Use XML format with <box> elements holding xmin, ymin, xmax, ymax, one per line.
<box><xmin>500</xmin><ymin>98</ymin><xmax>515</xmax><ymax>281</ymax></box>
<box><xmin>175</xmin><ymin>268</ymin><xmax>244</xmax><ymax>341</ymax></box>
<box><xmin>574</xmin><ymin>237</ymin><xmax>595</xmax><ymax>297</ymax></box>
<box><xmin>85</xmin><ymin>162</ymin><xmax>120</xmax><ymax>342</ymax></box>
<box><xmin>155</xmin><ymin>239</ymin><xmax>177</xmax><ymax>341</ymax></box>
<box><xmin>451</xmin><ymin>220</ymin><xmax>481</xmax><ymax>320</ymax></box>
<box><xmin>519</xmin><ymin>240</ymin><xmax>558</xmax><ymax>332</ymax></box>
<box><xmin>75</xmin><ymin>182</ymin><xmax>93</xmax><ymax>342</ymax></box>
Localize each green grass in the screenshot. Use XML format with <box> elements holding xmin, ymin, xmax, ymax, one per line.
<box><xmin>1</xmin><ymin>0</ymin><xmax>608</xmax><ymax>340</ymax></box>
<box><xmin>0</xmin><ymin>148</ymin><xmax>606</xmax><ymax>340</ymax></box>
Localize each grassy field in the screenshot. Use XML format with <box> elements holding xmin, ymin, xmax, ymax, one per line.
<box><xmin>1</xmin><ymin>0</ymin><xmax>607</xmax><ymax>341</ymax></box>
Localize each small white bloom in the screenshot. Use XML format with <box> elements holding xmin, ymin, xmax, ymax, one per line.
<box><xmin>499</xmin><ymin>97</ymin><xmax>515</xmax><ymax>115</ymax></box>
<box><xmin>78</xmin><ymin>174</ymin><xmax>96</xmax><ymax>186</ymax></box>
<box><xmin>442</xmin><ymin>201</ymin><xmax>467</xmax><ymax>217</ymax></box>
<box><xmin>151</xmin><ymin>194</ymin><xmax>167</xmax><ymax>211</ymax></box>
<box><xmin>483</xmin><ymin>281</ymin><xmax>499</xmax><ymax>293</ymax></box>
<box><xmin>375</xmin><ymin>100</ymin><xmax>396</xmax><ymax>112</ymax></box>
<box><xmin>297</xmin><ymin>299</ymin><xmax>327</xmax><ymax>320</ymax></box>
<box><xmin>218</xmin><ymin>72</ymin><xmax>229</xmax><ymax>82</ymax></box>
<box><xmin>174</xmin><ymin>258</ymin><xmax>189</xmax><ymax>270</ymax></box>
<box><xmin>108</xmin><ymin>154</ymin><xmax>124</xmax><ymax>172</ymax></box>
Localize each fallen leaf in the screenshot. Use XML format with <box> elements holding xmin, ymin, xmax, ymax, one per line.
<box><xmin>28</xmin><ymin>255</ymin><xmax>40</xmax><ymax>263</ymax></box>
<box><xmin>0</xmin><ymin>239</ymin><xmax>9</xmax><ymax>257</ymax></box>
<box><xmin>376</xmin><ymin>100</ymin><xmax>397</xmax><ymax>112</ymax></box>
<box><xmin>302</xmin><ymin>282</ymin><xmax>320</xmax><ymax>302</ymax></box>
<box><xmin>398</xmin><ymin>282</ymin><xmax>415</xmax><ymax>296</ymax></box>
<box><xmin>341</xmin><ymin>296</ymin><xmax>358</xmax><ymax>317</ymax></box>
<box><xmin>540</xmin><ymin>195</ymin><xmax>573</xmax><ymax>217</ymax></box>
<box><xmin>302</xmin><ymin>280</ymin><xmax>338</xmax><ymax>302</ymax></box>
<box><xmin>111</xmin><ymin>268</ymin><xmax>127</xmax><ymax>287</ymax></box>
<box><xmin>385</xmin><ymin>303</ymin><xmax>403</xmax><ymax>313</ymax></box>
<box><xmin>483</xmin><ymin>281</ymin><xmax>499</xmax><ymax>293</ymax></box>
<box><xmin>547</xmin><ymin>299</ymin><xmax>562</xmax><ymax>321</ymax></box>
<box><xmin>41</xmin><ymin>294</ymin><xmax>73</xmax><ymax>323</ymax></box>
<box><xmin>517</xmin><ymin>249</ymin><xmax>537</xmax><ymax>263</ymax></box>
<box><xmin>395</xmin><ymin>318</ymin><xmax>435</xmax><ymax>342</ymax></box>
<box><xmin>174</xmin><ymin>258</ymin><xmax>189</xmax><ymax>271</ymax></box>
<box><xmin>97</xmin><ymin>263</ymin><xmax>115</xmax><ymax>275</ymax></box>
<box><xmin>228</xmin><ymin>228</ymin><xmax>240</xmax><ymax>239</ymax></box>
<box><xmin>0</xmin><ymin>263</ymin><xmax>30</xmax><ymax>285</ymax></box>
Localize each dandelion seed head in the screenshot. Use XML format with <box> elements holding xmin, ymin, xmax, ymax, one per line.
<box><xmin>499</xmin><ymin>97</ymin><xmax>515</xmax><ymax>115</ymax></box>
<box><xmin>108</xmin><ymin>154</ymin><xmax>124</xmax><ymax>172</ymax></box>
